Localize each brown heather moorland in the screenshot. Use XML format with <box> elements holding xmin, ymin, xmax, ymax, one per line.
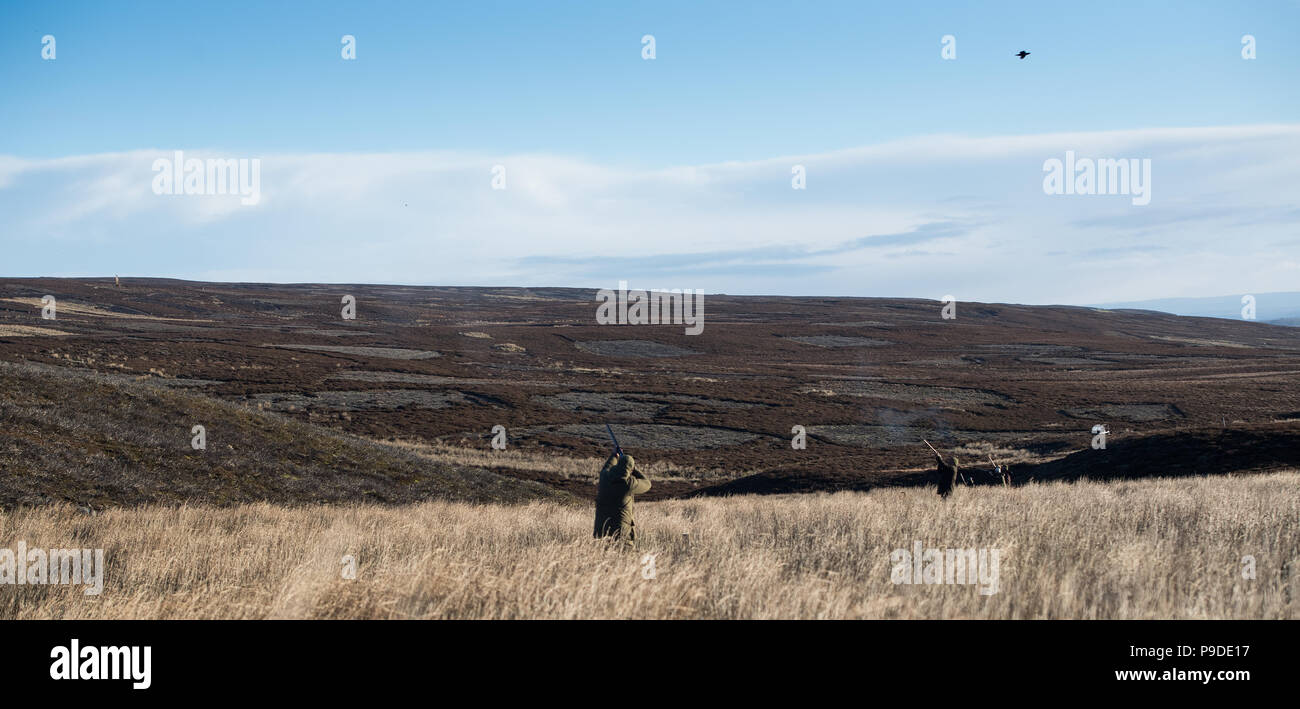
<box><xmin>3</xmin><ymin>277</ymin><xmax>1300</xmax><ymax>494</ymax></box>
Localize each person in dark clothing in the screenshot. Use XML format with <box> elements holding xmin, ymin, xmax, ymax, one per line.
<box><xmin>593</xmin><ymin>452</ymin><xmax>651</xmax><ymax>549</ymax></box>
<box><xmin>934</xmin><ymin>453</ymin><xmax>958</xmax><ymax>498</ymax></box>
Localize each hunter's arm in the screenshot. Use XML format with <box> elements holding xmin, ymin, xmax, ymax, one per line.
<box><xmin>628</xmin><ymin>468</ymin><xmax>651</xmax><ymax>495</ymax></box>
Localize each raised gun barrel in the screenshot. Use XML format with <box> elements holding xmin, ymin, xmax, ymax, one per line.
<box><xmin>605</xmin><ymin>423</ymin><xmax>623</xmax><ymax>457</ymax></box>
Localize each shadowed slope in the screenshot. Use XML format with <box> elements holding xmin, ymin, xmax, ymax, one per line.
<box><xmin>0</xmin><ymin>361</ymin><xmax>571</xmax><ymax>509</ymax></box>
<box><xmin>687</xmin><ymin>424</ymin><xmax>1300</xmax><ymax>497</ymax></box>
<box><xmin>1014</xmin><ymin>425</ymin><xmax>1300</xmax><ymax>482</ymax></box>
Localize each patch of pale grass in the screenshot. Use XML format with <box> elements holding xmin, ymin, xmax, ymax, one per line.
<box><xmin>2</xmin><ymin>473</ymin><xmax>1295</xmax><ymax>619</ymax></box>
<box><xmin>0</xmin><ymin>325</ymin><xmax>72</xmax><ymax>337</ymax></box>
<box><xmin>0</xmin><ymin>298</ymin><xmax>212</xmax><ymax>322</ymax></box>
<box><xmin>387</xmin><ymin>440</ymin><xmax>737</xmax><ymax>483</ymax></box>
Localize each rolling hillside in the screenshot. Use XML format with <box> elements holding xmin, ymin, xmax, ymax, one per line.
<box><xmin>0</xmin><ymin>360</ymin><xmax>570</xmax><ymax>509</ymax></box>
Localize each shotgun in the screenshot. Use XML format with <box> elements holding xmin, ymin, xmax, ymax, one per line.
<box><xmin>605</xmin><ymin>423</ymin><xmax>624</xmax><ymax>457</ymax></box>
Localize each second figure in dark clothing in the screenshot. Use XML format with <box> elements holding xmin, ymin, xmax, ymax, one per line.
<box><xmin>934</xmin><ymin>453</ymin><xmax>958</xmax><ymax>498</ymax></box>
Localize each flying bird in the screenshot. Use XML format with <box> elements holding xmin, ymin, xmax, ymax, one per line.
<box><xmin>1016</xmin><ymin>51</ymin><xmax>1030</xmax><ymax>59</ymax></box>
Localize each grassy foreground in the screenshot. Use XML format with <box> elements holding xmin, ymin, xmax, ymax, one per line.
<box><xmin>2</xmin><ymin>473</ymin><xmax>1296</xmax><ymax>619</ymax></box>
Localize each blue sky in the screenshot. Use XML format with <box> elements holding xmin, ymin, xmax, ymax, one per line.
<box><xmin>2</xmin><ymin>1</ymin><xmax>1298</xmax><ymax>303</ymax></box>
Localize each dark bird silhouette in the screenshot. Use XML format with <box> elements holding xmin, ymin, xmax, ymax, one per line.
<box><xmin>1016</xmin><ymin>51</ymin><xmax>1030</xmax><ymax>59</ymax></box>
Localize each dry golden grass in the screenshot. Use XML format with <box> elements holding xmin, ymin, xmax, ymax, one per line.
<box><xmin>3</xmin><ymin>473</ymin><xmax>1296</xmax><ymax>619</ymax></box>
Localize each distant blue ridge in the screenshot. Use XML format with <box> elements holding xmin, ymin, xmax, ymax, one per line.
<box><xmin>1092</xmin><ymin>292</ymin><xmax>1300</xmax><ymax>326</ymax></box>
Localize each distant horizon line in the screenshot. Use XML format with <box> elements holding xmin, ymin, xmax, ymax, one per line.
<box><xmin>2</xmin><ymin>274</ymin><xmax>1295</xmax><ymax>313</ymax></box>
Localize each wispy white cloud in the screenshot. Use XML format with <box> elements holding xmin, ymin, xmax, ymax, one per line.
<box><xmin>1</xmin><ymin>124</ymin><xmax>1297</xmax><ymax>304</ymax></box>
